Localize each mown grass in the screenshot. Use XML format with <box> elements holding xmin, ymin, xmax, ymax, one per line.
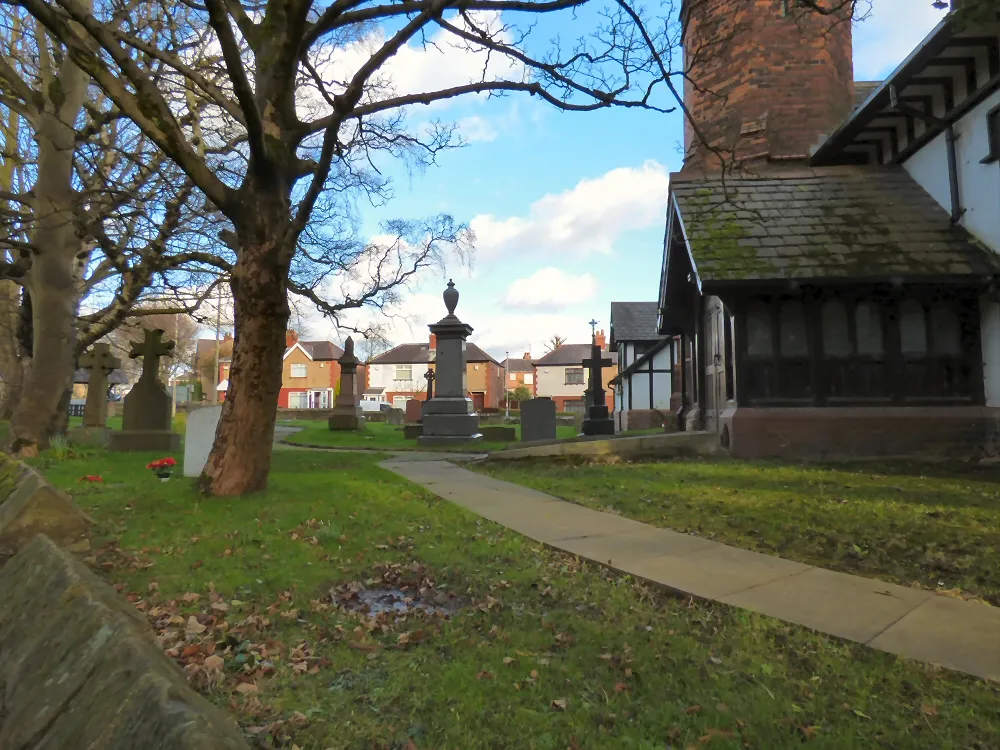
<box><xmin>476</xmin><ymin>457</ymin><xmax>1000</xmax><ymax>605</ymax></box>
<box><xmin>282</xmin><ymin>420</ymin><xmax>578</xmax><ymax>452</ymax></box>
<box><xmin>27</xmin><ymin>448</ymin><xmax>1000</xmax><ymax>749</ymax></box>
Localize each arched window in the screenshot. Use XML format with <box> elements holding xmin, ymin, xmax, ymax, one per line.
<box><xmin>779</xmin><ymin>301</ymin><xmax>808</xmax><ymax>357</ymax></box>
<box><xmin>821</xmin><ymin>300</ymin><xmax>850</xmax><ymax>357</ymax></box>
<box><xmin>746</xmin><ymin>303</ymin><xmax>773</xmax><ymax>357</ymax></box>
<box><xmin>855</xmin><ymin>302</ymin><xmax>883</xmax><ymax>356</ymax></box>
<box><xmin>900</xmin><ymin>300</ymin><xmax>927</xmax><ymax>356</ymax></box>
<box><xmin>930</xmin><ymin>303</ymin><xmax>960</xmax><ymax>355</ymax></box>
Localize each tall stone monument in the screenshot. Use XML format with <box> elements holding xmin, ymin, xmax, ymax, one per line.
<box><xmin>109</xmin><ymin>328</ymin><xmax>181</xmax><ymax>452</ymax></box>
<box><xmin>581</xmin><ymin>341</ymin><xmax>614</xmax><ymax>436</ymax></box>
<box><xmin>328</xmin><ymin>337</ymin><xmax>364</xmax><ymax>431</ymax></box>
<box><xmin>68</xmin><ymin>343</ymin><xmax>121</xmax><ymax>447</ymax></box>
<box><xmin>418</xmin><ymin>280</ymin><xmax>482</xmax><ymax>446</ymax></box>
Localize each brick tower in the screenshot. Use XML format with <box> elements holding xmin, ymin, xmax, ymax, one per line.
<box><xmin>681</xmin><ymin>0</ymin><xmax>855</xmax><ymax>171</ymax></box>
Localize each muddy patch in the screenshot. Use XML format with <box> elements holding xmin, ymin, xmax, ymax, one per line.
<box><xmin>330</xmin><ymin>561</ymin><xmax>461</xmax><ymax>619</ymax></box>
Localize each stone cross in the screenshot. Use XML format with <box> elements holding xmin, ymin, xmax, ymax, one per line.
<box><xmin>79</xmin><ymin>343</ymin><xmax>120</xmax><ymax>428</ymax></box>
<box><xmin>129</xmin><ymin>328</ymin><xmax>174</xmax><ymax>382</ymax></box>
<box><xmin>423</xmin><ymin>369</ymin><xmax>435</xmax><ymax>400</ymax></box>
<box><xmin>582</xmin><ymin>343</ymin><xmax>613</xmax><ymax>404</ymax></box>
<box><xmin>581</xmin><ymin>342</ymin><xmax>615</xmax><ymax>436</ymax></box>
<box><xmin>589</xmin><ymin>319</ymin><xmax>599</xmax><ymax>341</ymax></box>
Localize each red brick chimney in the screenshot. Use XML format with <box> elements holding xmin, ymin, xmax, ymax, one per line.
<box><xmin>595</xmin><ymin>330</ymin><xmax>607</xmax><ymax>350</ymax></box>
<box><xmin>286</xmin><ymin>330</ymin><xmax>298</xmax><ymax>348</ymax></box>
<box><xmin>681</xmin><ymin>0</ymin><xmax>854</xmax><ymax>170</ymax></box>
<box><xmin>429</xmin><ymin>333</ymin><xmax>437</xmax><ymax>350</ymax></box>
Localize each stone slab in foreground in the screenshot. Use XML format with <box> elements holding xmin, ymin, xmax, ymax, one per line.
<box><xmin>0</xmin><ymin>534</ymin><xmax>250</xmax><ymax>750</ymax></box>
<box><xmin>0</xmin><ymin>454</ymin><xmax>91</xmax><ymax>557</ymax></box>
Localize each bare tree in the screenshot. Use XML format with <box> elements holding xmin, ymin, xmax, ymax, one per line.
<box><xmin>545</xmin><ymin>335</ymin><xmax>567</xmax><ymax>353</ymax></box>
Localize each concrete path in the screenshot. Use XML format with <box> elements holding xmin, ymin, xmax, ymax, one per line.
<box><xmin>381</xmin><ymin>458</ymin><xmax>1000</xmax><ymax>681</ymax></box>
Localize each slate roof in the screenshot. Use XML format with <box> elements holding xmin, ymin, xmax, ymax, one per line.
<box><xmin>610</xmin><ymin>302</ymin><xmax>664</xmax><ymax>343</ymax></box>
<box><xmin>671</xmin><ymin>166</ymin><xmax>1000</xmax><ymax>283</ymax></box>
<box><xmin>369</xmin><ymin>342</ymin><xmax>498</xmax><ymax>365</ymax></box>
<box><xmin>853</xmin><ymin>80</ymin><xmax>881</xmax><ymax>109</ymax></box>
<box><xmin>533</xmin><ymin>344</ymin><xmax>608</xmax><ymax>367</ymax></box>
<box><xmin>297</xmin><ymin>340</ymin><xmax>343</xmax><ymax>361</ymax></box>
<box><xmin>502</xmin><ymin>357</ymin><xmax>534</xmax><ymax>373</ymax></box>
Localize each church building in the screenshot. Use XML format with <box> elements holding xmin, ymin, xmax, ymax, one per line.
<box><xmin>658</xmin><ymin>0</ymin><xmax>1000</xmax><ymax>459</ymax></box>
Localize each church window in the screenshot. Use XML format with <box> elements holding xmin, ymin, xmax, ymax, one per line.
<box><xmin>779</xmin><ymin>301</ymin><xmax>808</xmax><ymax>357</ymax></box>
<box><xmin>821</xmin><ymin>300</ymin><xmax>850</xmax><ymax>357</ymax></box>
<box><xmin>930</xmin><ymin>303</ymin><xmax>960</xmax><ymax>356</ymax></box>
<box><xmin>746</xmin><ymin>302</ymin><xmax>773</xmax><ymax>357</ymax></box>
<box><xmin>855</xmin><ymin>302</ymin><xmax>883</xmax><ymax>355</ymax></box>
<box><xmin>900</xmin><ymin>300</ymin><xmax>928</xmax><ymax>356</ymax></box>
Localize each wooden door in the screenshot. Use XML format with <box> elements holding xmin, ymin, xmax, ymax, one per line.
<box><xmin>471</xmin><ymin>392</ymin><xmax>485</xmax><ymax>411</ymax></box>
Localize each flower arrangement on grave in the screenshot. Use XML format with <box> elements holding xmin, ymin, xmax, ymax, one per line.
<box><xmin>79</xmin><ymin>475</ymin><xmax>104</xmax><ymax>483</ymax></box>
<box><xmin>146</xmin><ymin>457</ymin><xmax>177</xmax><ymax>481</ymax></box>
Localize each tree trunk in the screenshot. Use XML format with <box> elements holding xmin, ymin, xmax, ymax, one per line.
<box><xmin>0</xmin><ymin>280</ymin><xmax>24</xmax><ymax>420</ymax></box>
<box><xmin>201</xmin><ymin>223</ymin><xmax>290</xmax><ymax>495</ymax></box>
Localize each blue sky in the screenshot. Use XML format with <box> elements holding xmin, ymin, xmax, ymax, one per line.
<box><xmin>309</xmin><ymin>0</ymin><xmax>949</xmax><ymax>360</ymax></box>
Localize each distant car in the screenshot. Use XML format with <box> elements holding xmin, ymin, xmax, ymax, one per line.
<box><xmin>360</xmin><ymin>399</ymin><xmax>388</xmax><ymax>413</ymax></box>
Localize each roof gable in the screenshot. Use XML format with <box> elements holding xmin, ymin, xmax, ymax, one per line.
<box><xmin>533</xmin><ymin>344</ymin><xmax>608</xmax><ymax>367</ymax></box>
<box><xmin>610</xmin><ymin>302</ymin><xmax>664</xmax><ymax>343</ymax></box>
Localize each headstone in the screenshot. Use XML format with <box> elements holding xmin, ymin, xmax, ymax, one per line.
<box><xmin>418</xmin><ymin>281</ymin><xmax>482</xmax><ymax>446</ymax></box>
<box><xmin>402</xmin><ymin>424</ymin><xmax>423</xmax><ymax>439</ymax></box>
<box><xmin>404</xmin><ymin>399</ymin><xmax>423</xmax><ymax>424</ymax></box>
<box><xmin>521</xmin><ymin>398</ymin><xmax>557</xmax><ymax>442</ymax></box>
<box><xmin>423</xmin><ymin>369</ymin><xmax>435</xmax><ymax>400</ymax></box>
<box><xmin>108</xmin><ymin>329</ymin><xmax>181</xmax><ymax>452</ymax></box>
<box><xmin>386</xmin><ymin>408</ymin><xmax>404</xmax><ymax>426</ymax></box>
<box><xmin>328</xmin><ymin>337</ymin><xmax>365</xmax><ymax>431</ymax></box>
<box><xmin>481</xmin><ymin>425</ymin><xmax>516</xmax><ymax>443</ymax></box>
<box><xmin>68</xmin><ymin>344</ymin><xmax>121</xmax><ymax>447</ymax></box>
<box><xmin>581</xmin><ymin>342</ymin><xmax>615</xmax><ymax>436</ymax></box>
<box><xmin>183</xmin><ymin>406</ymin><xmax>222</xmax><ymax>477</ymax></box>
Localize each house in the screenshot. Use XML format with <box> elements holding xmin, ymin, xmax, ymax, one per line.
<box><xmin>656</xmin><ymin>0</ymin><xmax>1000</xmax><ymax>459</ymax></box>
<box><xmin>533</xmin><ymin>331</ymin><xmax>618</xmax><ymax>412</ymax></box>
<box><xmin>194</xmin><ymin>334</ymin><xmax>233</xmax><ymax>401</ymax></box>
<box><xmin>367</xmin><ymin>334</ymin><xmax>502</xmax><ymax>410</ymax></box>
<box><xmin>608</xmin><ymin>302</ymin><xmax>675</xmax><ymax>431</ymax></box>
<box><xmin>500</xmin><ymin>353</ymin><xmax>536</xmax><ymax>401</ymax></box>
<box><xmin>280</xmin><ymin>331</ymin><xmax>356</xmax><ymax>409</ymax></box>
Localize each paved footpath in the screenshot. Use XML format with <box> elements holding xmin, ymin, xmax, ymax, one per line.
<box><xmin>382</xmin><ymin>458</ymin><xmax>1000</xmax><ymax>681</ymax></box>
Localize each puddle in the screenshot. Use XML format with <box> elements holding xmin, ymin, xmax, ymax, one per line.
<box><xmin>350</xmin><ymin>588</ymin><xmax>453</xmax><ymax>617</ymax></box>
<box><xmin>331</xmin><ymin>562</ymin><xmax>461</xmax><ymax>618</ymax></box>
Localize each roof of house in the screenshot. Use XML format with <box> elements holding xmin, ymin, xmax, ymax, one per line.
<box><xmin>364</xmin><ymin>386</ymin><xmax>385</xmax><ymax>394</ymax></box>
<box><xmin>670</xmin><ymin>166</ymin><xmax>1000</xmax><ymax>283</ymax></box>
<box><xmin>533</xmin><ymin>344</ymin><xmax>608</xmax><ymax>367</ymax></box>
<box><xmin>74</xmin><ymin>368</ymin><xmax>129</xmax><ymax>385</ymax></box>
<box><xmin>610</xmin><ymin>302</ymin><xmax>664</xmax><ymax>343</ymax></box>
<box><xmin>852</xmin><ymin>80</ymin><xmax>881</xmax><ymax>110</ymax></box>
<box><xmin>296</xmin><ymin>340</ymin><xmax>343</xmax><ymax>361</ymax></box>
<box><xmin>369</xmin><ymin>342</ymin><xmax>498</xmax><ymax>365</ymax></box>
<box><xmin>195</xmin><ymin>338</ymin><xmax>233</xmax><ymax>364</ymax></box>
<box><xmin>502</xmin><ymin>357</ymin><xmax>534</xmax><ymax>373</ymax></box>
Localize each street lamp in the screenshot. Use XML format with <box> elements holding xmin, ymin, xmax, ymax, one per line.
<box><xmin>504</xmin><ymin>350</ymin><xmax>510</xmax><ymax>420</ymax></box>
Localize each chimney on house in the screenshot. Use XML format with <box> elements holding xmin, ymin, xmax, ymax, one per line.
<box><xmin>286</xmin><ymin>330</ymin><xmax>298</xmax><ymax>348</ymax></box>
<box><xmin>429</xmin><ymin>333</ymin><xmax>437</xmax><ymax>350</ymax></box>
<box><xmin>681</xmin><ymin>0</ymin><xmax>854</xmax><ymax>170</ymax></box>
<box><xmin>522</xmin><ymin>351</ymin><xmax>531</xmax><ymax>360</ymax></box>
<box><xmin>223</xmin><ymin>332</ymin><xmax>233</xmax><ymax>342</ymax></box>
<box><xmin>595</xmin><ymin>330</ymin><xmax>607</xmax><ymax>350</ymax></box>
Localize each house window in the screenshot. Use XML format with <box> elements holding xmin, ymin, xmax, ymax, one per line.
<box><xmin>524</xmin><ymin>373</ymin><xmax>534</xmax><ymax>385</ymax></box>
<box><xmin>394</xmin><ymin>365</ymin><xmax>412</xmax><ymax>381</ymax></box>
<box><xmin>288</xmin><ymin>391</ymin><xmax>308</xmax><ymax>408</ymax></box>
<box><xmin>984</xmin><ymin>105</ymin><xmax>1000</xmax><ymax>164</ymax></box>
<box><xmin>290</xmin><ymin>363</ymin><xmax>307</xmax><ymax>378</ymax></box>
<box><xmin>509</xmin><ymin>373</ymin><xmax>517</xmax><ymax>381</ymax></box>
<box><xmin>565</xmin><ymin>368</ymin><xmax>584</xmax><ymax>385</ymax></box>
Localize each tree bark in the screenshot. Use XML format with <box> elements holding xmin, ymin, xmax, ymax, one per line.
<box><xmin>201</xmin><ymin>213</ymin><xmax>290</xmax><ymax>495</ymax></box>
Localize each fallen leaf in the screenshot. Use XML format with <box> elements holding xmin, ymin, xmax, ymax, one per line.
<box><xmin>614</xmin><ymin>682</ymin><xmax>628</xmax><ymax>694</ymax></box>
<box><xmin>211</xmin><ymin>601</ymin><xmax>230</xmax><ymax>612</ymax></box>
<box><xmin>235</xmin><ymin>682</ymin><xmax>258</xmax><ymax>695</ymax></box>
<box><xmin>476</xmin><ymin>670</ymin><xmax>495</xmax><ymax>680</ymax></box>
<box><xmin>204</xmin><ymin>655</ymin><xmax>225</xmax><ymax>671</ymax></box>
<box><xmin>920</xmin><ymin>703</ymin><xmax>938</xmax><ymax>717</ymax></box>
<box><xmin>148</xmin><ymin>581</ymin><xmax>159</xmax><ymax>592</ymax></box>
<box><xmin>685</xmin><ymin>704</ymin><xmax>702</xmax><ymax>715</ymax></box>
<box><xmin>551</xmin><ymin>698</ymin><xmax>568</xmax><ymax>711</ymax></box>
<box><xmin>181</xmin><ymin>592</ymin><xmax>200</xmax><ymax>603</ymax></box>
<box><xmin>185</xmin><ymin>616</ymin><xmax>207</xmax><ymax>634</ymax></box>
<box><xmin>348</xmin><ymin>642</ymin><xmax>380</xmax><ymax>653</ymax></box>
<box><xmin>715</xmin><ymin>702</ymin><xmax>729</xmax><ymax>713</ymax></box>
<box><xmin>698</xmin><ymin>728</ymin><xmax>736</xmax><ymax>743</ymax></box>
<box><xmin>503</xmin><ymin>656</ymin><xmax>516</xmax><ymax>666</ymax></box>
<box><xmin>181</xmin><ymin>644</ymin><xmax>201</xmax><ymax>658</ymax></box>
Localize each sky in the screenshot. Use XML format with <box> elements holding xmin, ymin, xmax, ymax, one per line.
<box><xmin>298</xmin><ymin>0</ymin><xmax>950</xmax><ymax>361</ymax></box>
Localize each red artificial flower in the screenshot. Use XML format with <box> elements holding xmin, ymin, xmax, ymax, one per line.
<box><xmin>79</xmin><ymin>475</ymin><xmax>103</xmax><ymax>482</ymax></box>
<box><xmin>146</xmin><ymin>457</ymin><xmax>177</xmax><ymax>470</ymax></box>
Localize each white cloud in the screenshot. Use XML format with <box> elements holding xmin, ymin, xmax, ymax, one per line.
<box><xmin>470</xmin><ymin>161</ymin><xmax>671</xmax><ymax>259</ymax></box>
<box><xmin>504</xmin><ymin>267</ymin><xmax>597</xmax><ymax>309</ymax></box>
<box><xmin>456</xmin><ymin>115</ymin><xmax>498</xmax><ymax>143</ymax></box>
<box><xmin>470</xmin><ymin>311</ymin><xmax>598</xmax><ymax>361</ymax></box>
<box><xmin>853</xmin><ymin>0</ymin><xmax>947</xmax><ymax>80</ymax></box>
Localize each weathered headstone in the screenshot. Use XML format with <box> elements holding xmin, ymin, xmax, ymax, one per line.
<box><xmin>404</xmin><ymin>399</ymin><xmax>423</xmax><ymax>424</ymax></box>
<box><xmin>386</xmin><ymin>408</ymin><xmax>405</xmax><ymax>426</ymax></box>
<box><xmin>481</xmin><ymin>425</ymin><xmax>516</xmax><ymax>442</ymax></box>
<box><xmin>329</xmin><ymin>337</ymin><xmax>365</xmax><ymax>431</ymax></box>
<box><xmin>418</xmin><ymin>281</ymin><xmax>482</xmax><ymax>446</ymax></box>
<box><xmin>521</xmin><ymin>397</ymin><xmax>557</xmax><ymax>442</ymax></box>
<box><xmin>68</xmin><ymin>343</ymin><xmax>121</xmax><ymax>447</ymax></box>
<box><xmin>183</xmin><ymin>405</ymin><xmax>222</xmax><ymax>477</ymax></box>
<box><xmin>109</xmin><ymin>329</ymin><xmax>181</xmax><ymax>452</ymax></box>
<box><xmin>582</xmin><ymin>342</ymin><xmax>615</xmax><ymax>436</ymax></box>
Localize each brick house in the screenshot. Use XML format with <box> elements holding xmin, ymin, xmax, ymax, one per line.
<box><xmin>279</xmin><ymin>331</ymin><xmax>354</xmax><ymax>409</ymax></box>
<box><xmin>657</xmin><ymin>0</ymin><xmax>1000</xmax><ymax>459</ymax></box>
<box><xmin>533</xmin><ymin>332</ymin><xmax>617</xmax><ymax>413</ymax></box>
<box><xmin>194</xmin><ymin>334</ymin><xmax>233</xmax><ymax>400</ymax></box>
<box><xmin>367</xmin><ymin>335</ymin><xmax>502</xmax><ymax>410</ymax></box>
<box><xmin>500</xmin><ymin>353</ymin><xmax>536</xmax><ymax>401</ymax></box>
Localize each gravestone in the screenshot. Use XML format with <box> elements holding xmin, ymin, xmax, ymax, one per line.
<box><xmin>109</xmin><ymin>329</ymin><xmax>181</xmax><ymax>452</ymax></box>
<box><xmin>521</xmin><ymin>397</ymin><xmax>557</xmax><ymax>442</ymax></box>
<box><xmin>183</xmin><ymin>405</ymin><xmax>222</xmax><ymax>477</ymax></box>
<box><xmin>481</xmin><ymin>425</ymin><xmax>516</xmax><ymax>442</ymax></box>
<box><xmin>404</xmin><ymin>399</ymin><xmax>423</xmax><ymax>424</ymax></box>
<box><xmin>68</xmin><ymin>343</ymin><xmax>121</xmax><ymax>447</ymax></box>
<box><xmin>581</xmin><ymin>342</ymin><xmax>615</xmax><ymax>436</ymax></box>
<box><xmin>328</xmin><ymin>337</ymin><xmax>365</xmax><ymax>431</ymax></box>
<box><xmin>418</xmin><ymin>281</ymin><xmax>482</xmax><ymax>446</ymax></box>
<box><xmin>386</xmin><ymin>408</ymin><xmax>405</xmax><ymax>426</ymax></box>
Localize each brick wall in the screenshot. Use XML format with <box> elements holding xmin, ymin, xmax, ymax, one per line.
<box><xmin>682</xmin><ymin>0</ymin><xmax>854</xmax><ymax>169</ymax></box>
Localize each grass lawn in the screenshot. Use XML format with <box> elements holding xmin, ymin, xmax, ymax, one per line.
<box><xmin>475</xmin><ymin>457</ymin><xmax>1000</xmax><ymax>605</ymax></box>
<box><xmin>281</xmin><ymin>420</ymin><xmax>578</xmax><ymax>452</ymax></box>
<box><xmin>25</xmin><ymin>447</ymin><xmax>1000</xmax><ymax>749</ymax></box>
